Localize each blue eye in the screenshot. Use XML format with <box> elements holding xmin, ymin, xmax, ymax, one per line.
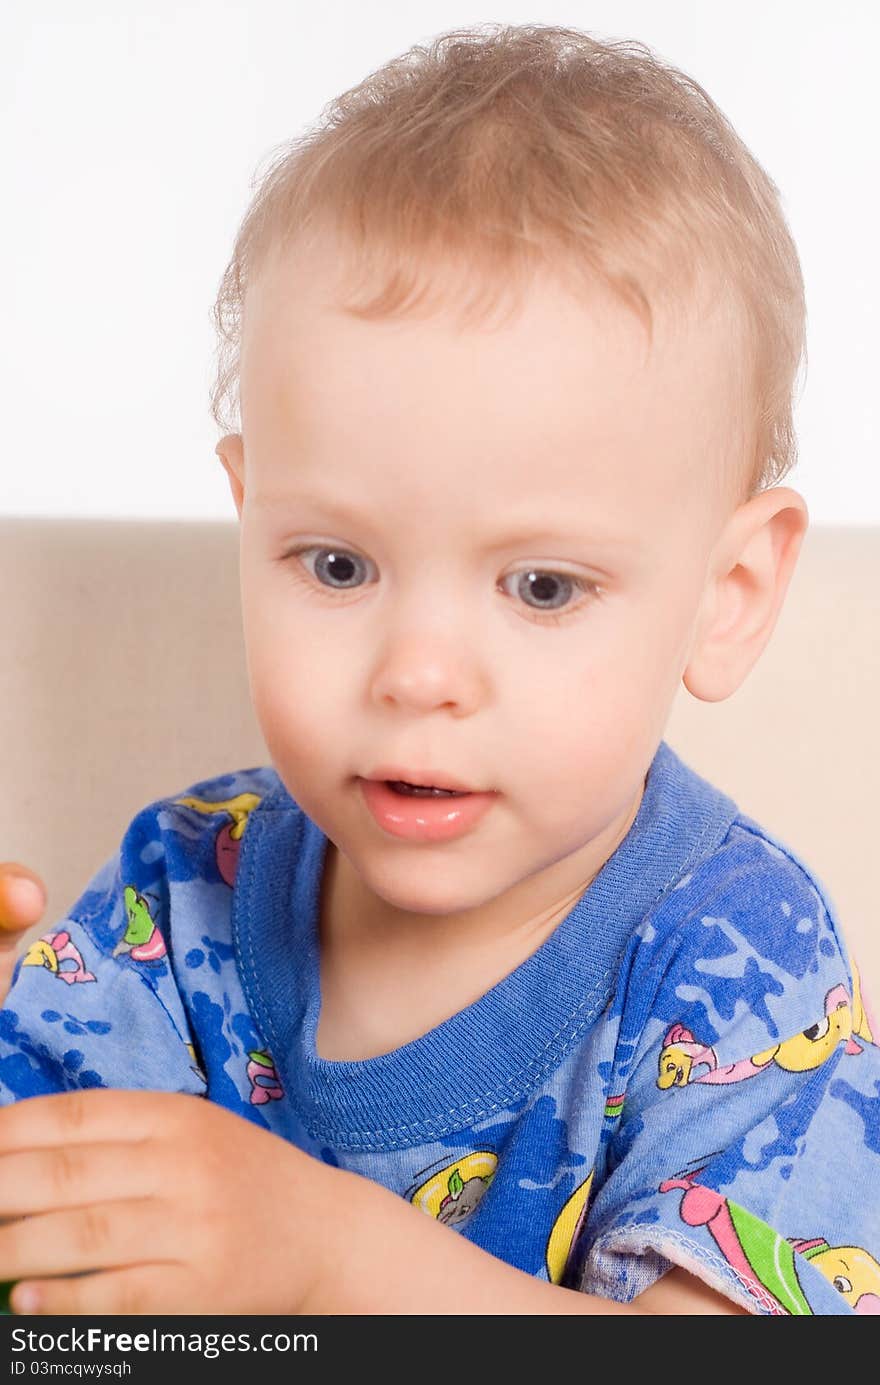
<box><xmin>294</xmin><ymin>546</ymin><xmax>372</xmax><ymax>589</ymax></box>
<box><xmin>500</xmin><ymin>569</ymin><xmax>586</xmax><ymax>617</ymax></box>
<box><xmin>497</xmin><ymin>568</ymin><xmax>602</xmax><ymax>625</ymax></box>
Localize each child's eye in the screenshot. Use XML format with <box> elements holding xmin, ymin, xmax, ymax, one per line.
<box><xmin>497</xmin><ymin>568</ymin><xmax>601</xmax><ymax>624</ymax></box>
<box><xmin>281</xmin><ymin>546</ymin><xmax>600</xmax><ymax>625</ymax></box>
<box><xmin>287</xmin><ymin>545</ymin><xmax>373</xmax><ymax>591</ymax></box>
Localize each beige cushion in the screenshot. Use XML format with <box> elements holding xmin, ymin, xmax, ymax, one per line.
<box><xmin>2</xmin><ymin>519</ymin><xmax>878</xmax><ymax>1005</ymax></box>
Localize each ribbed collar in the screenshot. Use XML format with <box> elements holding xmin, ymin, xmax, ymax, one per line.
<box><xmin>232</xmin><ymin>739</ymin><xmax>738</xmax><ymax>1152</ymax></box>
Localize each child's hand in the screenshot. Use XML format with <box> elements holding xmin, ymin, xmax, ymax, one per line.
<box><xmin>0</xmin><ymin>866</ymin><xmax>46</xmax><ymax>1005</ymax></box>
<box><xmin>0</xmin><ymin>1089</ymin><xmax>339</xmax><ymax>1315</ymax></box>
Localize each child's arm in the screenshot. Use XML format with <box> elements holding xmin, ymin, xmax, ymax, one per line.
<box><xmin>0</xmin><ymin>1088</ymin><xmax>744</xmax><ymax>1316</ymax></box>
<box><xmin>297</xmin><ymin>1157</ymin><xmax>746</xmax><ymax>1316</ymax></box>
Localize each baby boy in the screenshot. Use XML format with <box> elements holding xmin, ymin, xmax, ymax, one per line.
<box><xmin>0</xmin><ymin>23</ymin><xmax>878</xmax><ymax>1316</ymax></box>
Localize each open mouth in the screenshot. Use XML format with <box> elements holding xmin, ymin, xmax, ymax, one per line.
<box><xmin>358</xmin><ymin>776</ymin><xmax>497</xmax><ymax>842</ymax></box>
<box><xmin>385</xmin><ymin>781</ymin><xmax>468</xmax><ymax>798</ymax></box>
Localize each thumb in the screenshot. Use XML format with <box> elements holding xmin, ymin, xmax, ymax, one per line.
<box><xmin>0</xmin><ymin>866</ymin><xmax>47</xmax><ymax>941</ymax></box>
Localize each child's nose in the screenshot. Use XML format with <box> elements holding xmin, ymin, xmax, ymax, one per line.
<box><xmin>367</xmin><ymin>630</ymin><xmax>488</xmax><ymax>716</ymax></box>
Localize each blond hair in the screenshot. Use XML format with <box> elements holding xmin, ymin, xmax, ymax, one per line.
<box><xmin>210</xmin><ymin>23</ymin><xmax>806</xmax><ymax>499</ymax></box>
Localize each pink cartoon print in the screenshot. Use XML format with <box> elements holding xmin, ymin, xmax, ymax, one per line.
<box><xmin>173</xmin><ymin>792</ymin><xmax>263</xmax><ymax>888</ymax></box>
<box><xmin>657</xmin><ymin>970</ymin><xmax>875</xmax><ymax>1091</ymax></box>
<box><xmin>247</xmin><ymin>1049</ymin><xmax>283</xmax><ymax>1104</ymax></box>
<box><xmin>660</xmin><ymin>1167</ymin><xmax>880</xmax><ymax>1314</ymax></box>
<box><xmin>22</xmin><ymin>931</ymin><xmax>96</xmax><ymax>985</ymax></box>
<box><xmin>656</xmin><ymin>1022</ymin><xmax>719</xmax><ymax>1087</ymax></box>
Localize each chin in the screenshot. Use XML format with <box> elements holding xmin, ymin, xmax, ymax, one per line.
<box><xmin>356</xmin><ymin>850</ymin><xmax>504</xmax><ymax>917</ymax></box>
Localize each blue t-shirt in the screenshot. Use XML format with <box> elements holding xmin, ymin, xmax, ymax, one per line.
<box><xmin>2</xmin><ymin>740</ymin><xmax>878</xmax><ymax>1315</ymax></box>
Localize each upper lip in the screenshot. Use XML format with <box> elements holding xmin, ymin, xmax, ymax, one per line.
<box><xmin>363</xmin><ymin>767</ymin><xmax>488</xmax><ymax>793</ymax></box>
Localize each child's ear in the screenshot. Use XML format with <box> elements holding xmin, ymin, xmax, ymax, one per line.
<box><xmin>682</xmin><ymin>486</ymin><xmax>809</xmax><ymax>703</ymax></box>
<box><xmin>215</xmin><ymin>433</ymin><xmax>245</xmax><ymax>518</ymax></box>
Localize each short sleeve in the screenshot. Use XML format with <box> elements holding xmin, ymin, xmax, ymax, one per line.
<box><xmin>572</xmin><ymin>831</ymin><xmax>880</xmax><ymax>1315</ymax></box>
<box><xmin>0</xmin><ymin>800</ymin><xmax>207</xmax><ymax>1102</ymax></box>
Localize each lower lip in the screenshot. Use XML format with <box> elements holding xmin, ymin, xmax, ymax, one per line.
<box><xmin>358</xmin><ymin>779</ymin><xmax>498</xmax><ymax>843</ymax></box>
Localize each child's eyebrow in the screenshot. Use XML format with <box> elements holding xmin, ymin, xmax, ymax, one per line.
<box><xmin>250</xmin><ymin>491</ymin><xmax>632</xmax><ymax>555</ymax></box>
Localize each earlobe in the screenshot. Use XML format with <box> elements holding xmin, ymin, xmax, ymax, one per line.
<box><xmin>682</xmin><ymin>486</ymin><xmax>809</xmax><ymax>704</ymax></box>
<box><xmin>215</xmin><ymin>433</ymin><xmax>245</xmax><ymax>518</ymax></box>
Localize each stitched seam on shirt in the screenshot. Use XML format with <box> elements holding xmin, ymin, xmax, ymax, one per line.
<box><xmin>236</xmin><ymin>812</ymin><xmax>286</xmax><ymax>1071</ymax></box>
<box><xmin>587</xmin><ymin>1226</ymin><xmax>778</xmax><ymax>1314</ymax></box>
<box><xmin>663</xmin><ymin>810</ymin><xmax>717</xmax><ymax>892</ymax></box>
<box><xmin>297</xmin><ymin>961</ymin><xmax>621</xmax><ymax>1149</ymax></box>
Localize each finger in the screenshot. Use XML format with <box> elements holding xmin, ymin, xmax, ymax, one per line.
<box><xmin>0</xmin><ymin>1088</ymin><xmax>198</xmax><ymax>1153</ymax></box>
<box><xmin>0</xmin><ymin>1139</ymin><xmax>153</xmax><ymax>1218</ymax></box>
<box><xmin>0</xmin><ymin>1196</ymin><xmax>176</xmax><ymax>1282</ymax></box>
<box><xmin>10</xmin><ymin>1262</ymin><xmax>193</xmax><ymax>1317</ymax></box>
<box><xmin>0</xmin><ymin>867</ymin><xmax>46</xmax><ymax>938</ymax></box>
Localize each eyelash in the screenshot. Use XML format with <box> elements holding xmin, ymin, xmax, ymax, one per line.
<box><xmin>279</xmin><ymin>544</ymin><xmax>603</xmax><ymax>625</ymax></box>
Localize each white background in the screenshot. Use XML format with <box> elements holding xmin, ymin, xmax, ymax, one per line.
<box><xmin>2</xmin><ymin>1</ymin><xmax>877</xmax><ymax>522</ymax></box>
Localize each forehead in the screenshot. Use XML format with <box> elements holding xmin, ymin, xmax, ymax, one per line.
<box><xmin>239</xmin><ymin>235</ymin><xmax>742</xmax><ymax>531</ymax></box>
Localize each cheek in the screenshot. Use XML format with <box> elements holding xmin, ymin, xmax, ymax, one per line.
<box><xmin>249</xmin><ymin>663</ymin><xmax>330</xmax><ymax>759</ymax></box>
<box><xmin>240</xmin><ymin>569</ymin><xmax>351</xmax><ymax>769</ymax></box>
<box><xmin>512</xmin><ymin>608</ymin><xmax>674</xmax><ymax>745</ymax></box>
<box><xmin>507</xmin><ymin>594</ymin><xmax>690</xmax><ymax>813</ymax></box>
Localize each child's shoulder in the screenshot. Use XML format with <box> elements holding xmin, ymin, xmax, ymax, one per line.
<box><xmin>125</xmin><ymin>764</ymin><xmax>287</xmax><ymax>847</ymax></box>
<box><xmin>68</xmin><ymin>766</ymin><xmax>289</xmax><ymax>923</ymax></box>
<box><xmin>152</xmin><ymin>764</ymin><xmax>286</xmax><ymax>820</ymax></box>
<box><xmin>614</xmin><ymin>801</ymin><xmax>863</xmax><ymax>1073</ymax></box>
<box><xmin>618</xmin><ymin>740</ymin><xmax>852</xmax><ymax>989</ymax></box>
<box><xmin>141</xmin><ymin>764</ymin><xmax>290</xmax><ymax>883</ymax></box>
<box><xmin>646</xmin><ymin>806</ymin><xmax>850</xmax><ymax>974</ymax></box>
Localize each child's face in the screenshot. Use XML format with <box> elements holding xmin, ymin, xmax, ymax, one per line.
<box><xmin>220</xmin><ymin>237</ymin><xmax>745</xmax><ymax>922</ymax></box>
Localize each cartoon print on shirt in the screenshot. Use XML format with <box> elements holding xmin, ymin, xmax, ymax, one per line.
<box><xmin>22</xmin><ymin>930</ymin><xmax>96</xmax><ymax>985</ymax></box>
<box><xmin>173</xmin><ymin>792</ymin><xmax>262</xmax><ymax>887</ymax></box>
<box><xmin>407</xmin><ymin>1152</ymin><xmax>498</xmax><ymax>1227</ymax></box>
<box><xmin>788</xmin><ymin>1237</ymin><xmax>880</xmax><ymax>1315</ymax></box>
<box><xmin>545</xmin><ymin>1171</ymin><xmax>594</xmax><ymax>1285</ymax></box>
<box><xmin>112</xmin><ymin>886</ymin><xmax>167</xmax><ymax>963</ymax></box>
<box><xmin>246</xmin><ymin>1049</ymin><xmax>283</xmax><ymax>1104</ymax></box>
<box><xmin>659</xmin><ymin>1166</ymin><xmax>880</xmax><ymax>1314</ymax></box>
<box><xmin>656</xmin><ymin>1023</ymin><xmax>719</xmax><ymax>1087</ymax></box>
<box><xmin>657</xmin><ymin>969</ymin><xmax>875</xmax><ymax>1090</ymax></box>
